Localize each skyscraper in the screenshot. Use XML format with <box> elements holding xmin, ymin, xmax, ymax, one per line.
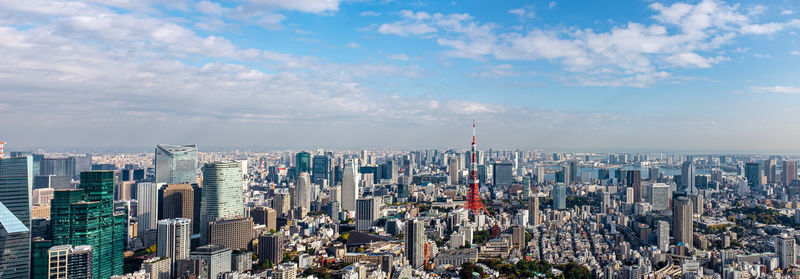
<box><xmin>0</xmin><ymin>155</ymin><xmax>33</xmax><ymax>279</ymax></box>
<box><xmin>341</xmin><ymin>160</ymin><xmax>359</xmax><ymax>212</ymax></box>
<box><xmin>51</xmin><ymin>171</ymin><xmax>125</xmax><ymax>279</ymax></box>
<box><xmin>553</xmin><ymin>183</ymin><xmax>566</xmax><ymax>210</ymax></box>
<box><xmin>311</xmin><ymin>155</ymin><xmax>333</xmax><ymax>186</ymax></box>
<box><xmin>157</xmin><ymin>218</ymin><xmax>191</xmax><ymax>275</ymax></box>
<box><xmin>745</xmin><ymin>162</ymin><xmax>761</xmax><ymax>190</ymax></box>
<box><xmin>295</xmin><ymin>152</ymin><xmax>311</xmax><ymax>175</ymax></box>
<box><xmin>208</xmin><ymin>217</ymin><xmax>254</xmax><ymax>251</ymax></box>
<box><xmin>258</xmin><ymin>232</ymin><xmax>284</xmax><ymax>265</ymax></box>
<box><xmin>765</xmin><ymin>158</ymin><xmax>777</xmax><ymax>184</ymax></box>
<box><xmin>776</xmin><ymin>234</ymin><xmax>796</xmax><ymax>269</ymax></box>
<box><xmin>656</xmin><ymin>221</ymin><xmax>669</xmax><ymax>252</ymax></box>
<box><xmin>673</xmin><ymin>196</ymin><xmax>693</xmax><ymax>249</ymax></box>
<box><xmin>405</xmin><ymin>219</ymin><xmax>425</xmax><ymax>269</ymax></box>
<box><xmin>568</xmin><ymin>160</ymin><xmax>578</xmax><ymax>184</ymax></box>
<box><xmin>647</xmin><ymin>183</ymin><xmax>670</xmax><ymax>211</ymax></box>
<box><xmin>356</xmin><ymin>197</ymin><xmax>380</xmax><ymax>231</ymax></box>
<box><xmin>199</xmin><ymin>162</ymin><xmax>244</xmax><ymax>245</ymax></box>
<box><xmin>159</xmin><ymin>183</ymin><xmax>194</xmax><ymax>224</ymax></box>
<box><xmin>273</xmin><ymin>192</ymin><xmax>291</xmax><ymax>217</ymax></box>
<box><xmin>680</xmin><ymin>161</ymin><xmax>696</xmax><ymax>194</ymax></box>
<box><xmin>528</xmin><ymin>197</ymin><xmax>540</xmax><ymax>226</ymax></box>
<box><xmin>295</xmin><ymin>172</ymin><xmax>311</xmax><ymax>212</ymax></box>
<box><xmin>154</xmin><ymin>144</ymin><xmax>198</xmax><ymax>184</ymax></box>
<box><xmin>448</xmin><ymin>156</ymin><xmax>459</xmax><ymax>185</ymax></box>
<box><xmin>627</xmin><ymin>170</ymin><xmax>641</xmax><ymax>203</ymax></box>
<box><xmin>136</xmin><ymin>181</ymin><xmax>160</xmax><ymax>237</ymax></box>
<box><xmin>189</xmin><ymin>245</ymin><xmax>231</xmax><ymax>279</ymax></box>
<box><xmin>492</xmin><ymin>163</ymin><xmax>513</xmax><ymax>187</ymax></box>
<box><xmin>783</xmin><ymin>160</ymin><xmax>797</xmax><ymax>186</ymax></box>
<box><xmin>251</xmin><ymin>206</ymin><xmax>277</xmax><ymax>232</ymax></box>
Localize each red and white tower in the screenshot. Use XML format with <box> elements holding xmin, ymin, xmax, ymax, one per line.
<box><xmin>464</xmin><ymin>120</ymin><xmax>489</xmax><ymax>215</ymax></box>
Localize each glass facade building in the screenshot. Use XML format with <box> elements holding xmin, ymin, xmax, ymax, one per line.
<box><xmin>199</xmin><ymin>162</ymin><xmax>243</xmax><ymax>246</ymax></box>
<box><xmin>155</xmin><ymin>144</ymin><xmax>198</xmax><ymax>184</ymax></box>
<box><xmin>0</xmin><ymin>156</ymin><xmax>33</xmax><ymax>279</ymax></box>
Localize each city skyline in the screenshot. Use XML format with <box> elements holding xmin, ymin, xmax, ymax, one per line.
<box><xmin>2</xmin><ymin>0</ymin><xmax>800</xmax><ymax>151</ymax></box>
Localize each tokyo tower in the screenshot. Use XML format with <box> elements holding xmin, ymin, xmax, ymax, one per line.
<box><xmin>465</xmin><ymin>120</ymin><xmax>489</xmax><ymax>215</ymax></box>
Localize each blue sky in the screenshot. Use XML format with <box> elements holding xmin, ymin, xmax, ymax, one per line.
<box><xmin>1</xmin><ymin>0</ymin><xmax>800</xmax><ymax>152</ymax></box>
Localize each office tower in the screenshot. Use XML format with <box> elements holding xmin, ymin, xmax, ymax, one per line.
<box><xmin>189</xmin><ymin>245</ymin><xmax>232</xmax><ymax>279</ymax></box>
<box><xmin>657</xmin><ymin>221</ymin><xmax>669</xmax><ymax>252</ymax></box>
<box><xmin>647</xmin><ymin>183</ymin><xmax>671</xmax><ymax>211</ymax></box>
<box><xmin>380</xmin><ymin>160</ymin><xmax>396</xmax><ymax>183</ymax></box>
<box><xmin>329</xmin><ymin>185</ymin><xmax>342</xmax><ymax>203</ymax></box>
<box><xmin>0</xmin><ymin>156</ymin><xmax>33</xmax><ymax>227</ymax></box>
<box><xmin>528</xmin><ymin>197</ymin><xmax>540</xmax><ymax>226</ymax></box>
<box><xmin>311</xmin><ymin>155</ymin><xmax>333</xmax><ymax>186</ymax></box>
<box><xmin>397</xmin><ymin>176</ymin><xmax>410</xmax><ymax>199</ymax></box>
<box><xmin>295</xmin><ymin>172</ymin><xmax>311</xmax><ymax>212</ymax></box>
<box><xmin>405</xmin><ymin>219</ymin><xmax>424</xmax><ymax>269</ymax></box>
<box><xmin>232</xmin><ymin>251</ymin><xmax>253</xmax><ymax>273</ymax></box>
<box><xmin>199</xmin><ymin>162</ymin><xmax>244</xmax><ymax>245</ymax></box>
<box><xmin>341</xmin><ymin>160</ymin><xmax>359</xmax><ymax>211</ymax></box>
<box><xmin>68</xmin><ymin>245</ymin><xmax>94</xmax><ymax>279</ymax></box>
<box><xmin>627</xmin><ymin>170</ymin><xmax>641</xmax><ymax>203</ymax></box>
<box><xmin>673</xmin><ymin>196</ymin><xmax>693</xmax><ymax>249</ymax></box>
<box><xmin>208</xmin><ymin>217</ymin><xmax>254</xmax><ymax>250</ymax></box>
<box><xmin>553</xmin><ymin>183</ymin><xmax>566</xmax><ymax>210</ymax></box>
<box><xmin>51</xmin><ymin>171</ymin><xmax>126</xmax><ymax>279</ymax></box>
<box><xmin>680</xmin><ymin>161</ymin><xmax>696</xmax><ymax>194</ymax></box>
<box><xmin>142</xmin><ymin>257</ymin><xmax>171</xmax><ymax>279</ymax></box>
<box><xmin>274</xmin><ymin>263</ymin><xmax>298</xmax><ymax>279</ymax></box>
<box><xmin>47</xmin><ymin>245</ymin><xmax>71</xmax><ymax>279</ymax></box>
<box><xmin>159</xmin><ymin>183</ymin><xmax>194</xmax><ymax>223</ymax></box>
<box><xmin>776</xmin><ymin>234</ymin><xmax>797</xmax><ymax>269</ymax></box>
<box><xmin>32</xmin><ymin>238</ymin><xmax>52</xmax><ymax>279</ymax></box>
<box><xmin>251</xmin><ymin>206</ymin><xmax>277</xmax><ymax>231</ymax></box>
<box><xmin>512</xmin><ymin>225</ymin><xmax>525</xmax><ymax>251</ymax></box>
<box><xmin>273</xmin><ymin>192</ymin><xmax>291</xmax><ymax>217</ymax></box>
<box><xmin>783</xmin><ymin>160</ymin><xmax>797</xmax><ymax>186</ymax></box>
<box><xmin>745</xmin><ymin>162</ymin><xmax>761</xmax><ymax>189</ymax></box>
<box><xmin>154</xmin><ymin>144</ymin><xmax>197</xmax><ymax>184</ymax></box>
<box><xmin>562</xmin><ymin>165</ymin><xmax>571</xmax><ymax>185</ymax></box>
<box><xmin>136</xmin><ymin>181</ymin><xmax>159</xmax><ymax>237</ymax></box>
<box><xmin>157</xmin><ymin>218</ymin><xmax>191</xmax><ymax>274</ymax></box>
<box><xmin>535</xmin><ymin>167</ymin><xmax>545</xmax><ymax>183</ymax></box>
<box><xmin>0</xmin><ymin>201</ymin><xmax>30</xmax><ymax>279</ymax></box>
<box><xmin>72</xmin><ymin>155</ymin><xmax>91</xmax><ymax>179</ymax></box>
<box><xmin>648</xmin><ymin>167</ymin><xmax>659</xmax><ymax>181</ymax></box>
<box><xmin>690</xmin><ymin>194</ymin><xmax>704</xmax><ymax>216</ymax></box>
<box><xmin>448</xmin><ymin>156</ymin><xmax>459</xmax><ymax>185</ymax></box>
<box><xmin>33</xmin><ymin>174</ymin><xmax>71</xmax><ymax>190</ymax></box>
<box><xmin>568</xmin><ymin>160</ymin><xmax>578</xmax><ymax>183</ymax></box>
<box><xmin>492</xmin><ymin>163</ymin><xmax>513</xmax><ymax>187</ymax></box>
<box><xmin>258</xmin><ymin>232</ymin><xmax>284</xmax><ymax>264</ymax></box>
<box><xmin>477</xmin><ymin>165</ymin><xmax>487</xmax><ymax>186</ymax></box>
<box><xmin>356</xmin><ymin>197</ymin><xmax>381</xmax><ymax>231</ymax></box>
<box><xmin>765</xmin><ymin>158</ymin><xmax>778</xmax><ymax>184</ymax></box>
<box><xmin>40</xmin><ymin>158</ymin><xmax>76</xmax><ymax>179</ymax></box>
<box><xmin>295</xmin><ymin>151</ymin><xmax>311</xmax><ymax>175</ymax></box>
<box><xmin>327</xmin><ymin>201</ymin><xmax>340</xmax><ymax>220</ymax></box>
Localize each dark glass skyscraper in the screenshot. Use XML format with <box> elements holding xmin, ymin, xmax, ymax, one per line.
<box><xmin>295</xmin><ymin>151</ymin><xmax>311</xmax><ymax>175</ymax></box>
<box><xmin>51</xmin><ymin>171</ymin><xmax>126</xmax><ymax>279</ymax></box>
<box><xmin>0</xmin><ymin>156</ymin><xmax>33</xmax><ymax>279</ymax></box>
<box><xmin>311</xmin><ymin>154</ymin><xmax>333</xmax><ymax>185</ymax></box>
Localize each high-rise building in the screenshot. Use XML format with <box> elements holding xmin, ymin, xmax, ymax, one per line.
<box><xmin>156</xmin><ymin>218</ymin><xmax>191</xmax><ymax>275</ymax></box>
<box><xmin>568</xmin><ymin>161</ymin><xmax>578</xmax><ymax>184</ymax></box>
<box><xmin>535</xmin><ymin>167</ymin><xmax>545</xmax><ymax>184</ymax></box>
<box><xmin>142</xmin><ymin>257</ymin><xmax>171</xmax><ymax>279</ymax></box>
<box><xmin>783</xmin><ymin>160</ymin><xmax>797</xmax><ymax>186</ymax></box>
<box><xmin>647</xmin><ymin>183</ymin><xmax>671</xmax><ymax>211</ymax></box>
<box><xmin>553</xmin><ymin>183</ymin><xmax>566</xmax><ymax>210</ymax></box>
<box><xmin>627</xmin><ymin>170</ymin><xmax>641</xmax><ymax>203</ymax></box>
<box><xmin>136</xmin><ymin>181</ymin><xmax>160</xmax><ymax>237</ymax></box>
<box><xmin>689</xmin><ymin>194</ymin><xmax>704</xmax><ymax>216</ymax></box>
<box><xmin>251</xmin><ymin>206</ymin><xmax>277</xmax><ymax>232</ymax></box>
<box><xmin>311</xmin><ymin>155</ymin><xmax>333</xmax><ymax>186</ymax></box>
<box><xmin>765</xmin><ymin>158</ymin><xmax>778</xmax><ymax>184</ymax></box>
<box><xmin>51</xmin><ymin>171</ymin><xmax>126</xmax><ymax>279</ymax></box>
<box><xmin>673</xmin><ymin>196</ymin><xmax>693</xmax><ymax>249</ymax></box>
<box><xmin>154</xmin><ymin>144</ymin><xmax>198</xmax><ymax>184</ymax></box>
<box><xmin>405</xmin><ymin>219</ymin><xmax>424</xmax><ymax>269</ymax></box>
<box><xmin>295</xmin><ymin>172</ymin><xmax>311</xmax><ymax>212</ymax></box>
<box><xmin>208</xmin><ymin>217</ymin><xmax>254</xmax><ymax>251</ymax></box>
<box><xmin>341</xmin><ymin>160</ymin><xmax>359</xmax><ymax>212</ymax></box>
<box><xmin>680</xmin><ymin>161</ymin><xmax>696</xmax><ymax>194</ymax></box>
<box><xmin>776</xmin><ymin>234</ymin><xmax>796</xmax><ymax>269</ymax></box>
<box><xmin>273</xmin><ymin>192</ymin><xmax>291</xmax><ymax>217</ymax></box>
<box><xmin>159</xmin><ymin>183</ymin><xmax>194</xmax><ymax>224</ymax></box>
<box><xmin>528</xmin><ymin>197</ymin><xmax>540</xmax><ymax>226</ymax></box>
<box><xmin>492</xmin><ymin>163</ymin><xmax>513</xmax><ymax>187</ymax></box>
<box><xmin>257</xmin><ymin>232</ymin><xmax>284</xmax><ymax>264</ymax></box>
<box><xmin>40</xmin><ymin>158</ymin><xmax>75</xmax><ymax>179</ymax></box>
<box><xmin>189</xmin><ymin>245</ymin><xmax>231</xmax><ymax>279</ymax></box>
<box><xmin>295</xmin><ymin>152</ymin><xmax>311</xmax><ymax>175</ymax></box>
<box><xmin>356</xmin><ymin>197</ymin><xmax>381</xmax><ymax>231</ymax></box>
<box><xmin>745</xmin><ymin>162</ymin><xmax>761</xmax><ymax>189</ymax></box>
<box><xmin>199</xmin><ymin>162</ymin><xmax>244</xmax><ymax>245</ymax></box>
<box><xmin>648</xmin><ymin>167</ymin><xmax>659</xmax><ymax>181</ymax></box>
<box><xmin>47</xmin><ymin>245</ymin><xmax>94</xmax><ymax>279</ymax></box>
<box><xmin>0</xmin><ymin>155</ymin><xmax>33</xmax><ymax>279</ymax></box>
<box><xmin>448</xmin><ymin>156</ymin><xmax>459</xmax><ymax>185</ymax></box>
<box><xmin>656</xmin><ymin>221</ymin><xmax>669</xmax><ymax>252</ymax></box>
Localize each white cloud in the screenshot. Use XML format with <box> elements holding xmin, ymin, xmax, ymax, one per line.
<box><xmin>750</xmin><ymin>86</ymin><xmax>800</xmax><ymax>94</ymax></box>
<box><xmin>377</xmin><ymin>22</ymin><xmax>436</xmax><ymax>36</ymax></box>
<box><xmin>791</xmin><ymin>50</ymin><xmax>800</xmax><ymax>56</ymax></box>
<box><xmin>509</xmin><ymin>7</ymin><xmax>535</xmax><ymax>20</ymax></box>
<box><xmin>346</xmin><ymin>42</ymin><xmax>360</xmax><ymax>48</ymax></box>
<box><xmin>244</xmin><ymin>0</ymin><xmax>340</xmax><ymax>14</ymax></box>
<box><xmin>548</xmin><ymin>1</ymin><xmax>556</xmax><ymax>9</ymax></box>
<box><xmin>360</xmin><ymin>11</ymin><xmax>381</xmax><ymax>17</ymax></box>
<box><xmin>388</xmin><ymin>53</ymin><xmax>410</xmax><ymax>60</ymax></box>
<box><xmin>782</xmin><ymin>10</ymin><xmax>795</xmax><ymax>15</ymax></box>
<box><xmin>469</xmin><ymin>64</ymin><xmax>536</xmax><ymax>79</ymax></box>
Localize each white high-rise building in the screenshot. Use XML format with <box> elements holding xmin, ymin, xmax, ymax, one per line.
<box><xmin>199</xmin><ymin>162</ymin><xmax>244</xmax><ymax>245</ymax></box>
<box><xmin>157</xmin><ymin>218</ymin><xmax>191</xmax><ymax>274</ymax></box>
<box><xmin>657</xmin><ymin>221</ymin><xmax>669</xmax><ymax>252</ymax></box>
<box><xmin>296</xmin><ymin>172</ymin><xmax>311</xmax><ymax>211</ymax></box>
<box><xmin>136</xmin><ymin>182</ymin><xmax>160</xmax><ymax>236</ymax></box>
<box><xmin>341</xmin><ymin>160</ymin><xmax>359</xmax><ymax>211</ymax></box>
<box><xmin>647</xmin><ymin>183</ymin><xmax>671</xmax><ymax>211</ymax></box>
<box><xmin>776</xmin><ymin>234</ymin><xmax>796</xmax><ymax>269</ymax></box>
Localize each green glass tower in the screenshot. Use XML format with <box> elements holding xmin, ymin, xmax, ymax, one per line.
<box><xmin>295</xmin><ymin>151</ymin><xmax>311</xmax><ymax>175</ymax></box>
<box><xmin>51</xmin><ymin>171</ymin><xmax>126</xmax><ymax>279</ymax></box>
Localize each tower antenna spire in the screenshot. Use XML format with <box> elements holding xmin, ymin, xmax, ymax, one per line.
<box><xmin>465</xmin><ymin>119</ymin><xmax>489</xmax><ymax>215</ymax></box>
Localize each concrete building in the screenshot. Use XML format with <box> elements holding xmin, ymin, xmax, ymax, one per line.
<box><xmin>208</xmin><ymin>217</ymin><xmax>254</xmax><ymax>251</ymax></box>
<box><xmin>190</xmin><ymin>245</ymin><xmax>232</xmax><ymax>279</ymax></box>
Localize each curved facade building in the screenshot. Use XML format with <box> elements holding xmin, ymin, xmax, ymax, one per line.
<box><xmin>155</xmin><ymin>144</ymin><xmax>198</xmax><ymax>184</ymax></box>
<box><xmin>296</xmin><ymin>172</ymin><xmax>311</xmax><ymax>211</ymax></box>
<box><xmin>199</xmin><ymin>162</ymin><xmax>243</xmax><ymax>245</ymax></box>
<box><xmin>341</xmin><ymin>160</ymin><xmax>359</xmax><ymax>212</ymax></box>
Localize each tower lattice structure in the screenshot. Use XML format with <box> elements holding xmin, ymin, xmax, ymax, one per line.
<box><xmin>465</xmin><ymin>120</ymin><xmax>489</xmax><ymax>215</ymax></box>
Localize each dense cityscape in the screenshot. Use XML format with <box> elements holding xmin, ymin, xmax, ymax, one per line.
<box><xmin>2</xmin><ymin>124</ymin><xmax>800</xmax><ymax>279</ymax></box>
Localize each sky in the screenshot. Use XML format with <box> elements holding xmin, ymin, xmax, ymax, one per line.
<box><xmin>1</xmin><ymin>0</ymin><xmax>800</xmax><ymax>152</ymax></box>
